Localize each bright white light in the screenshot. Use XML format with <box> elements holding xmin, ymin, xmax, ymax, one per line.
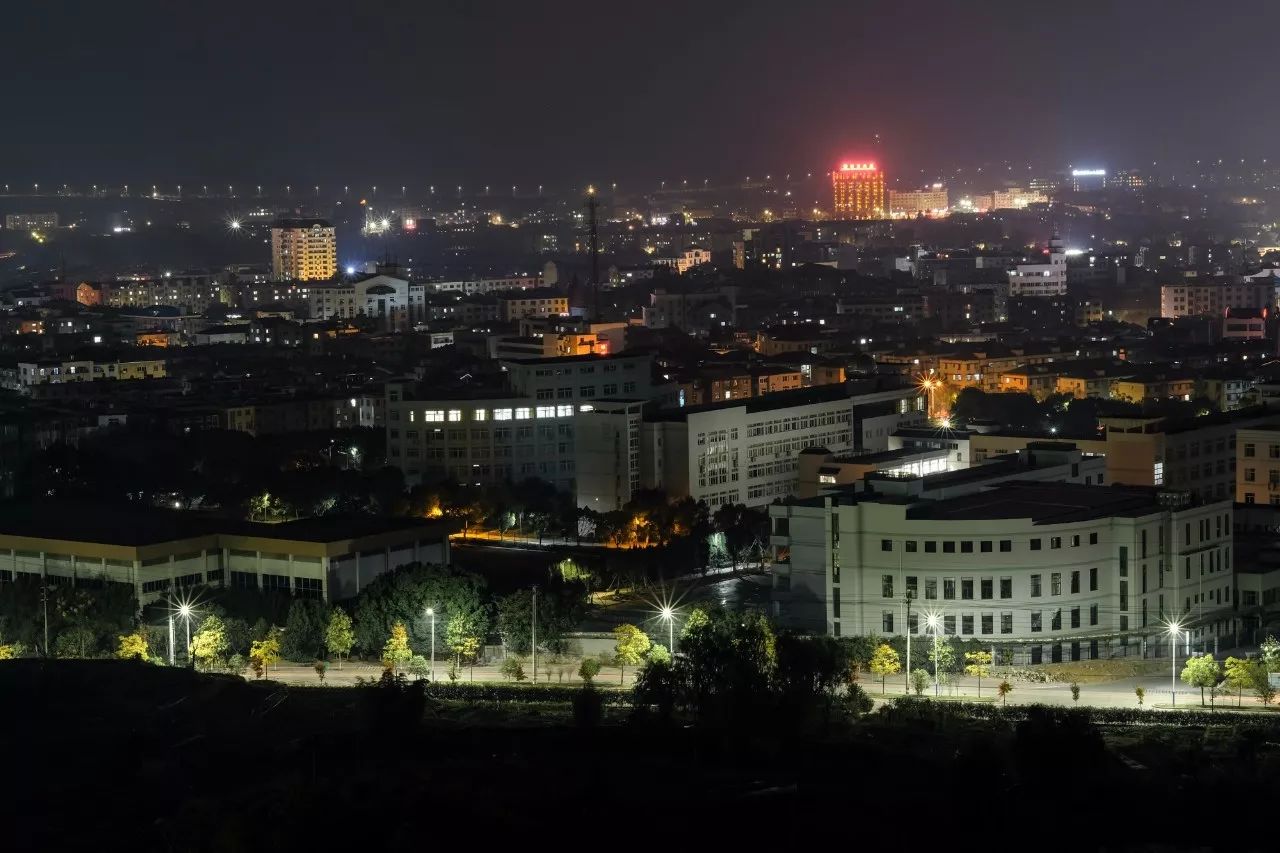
<box><xmin>660</xmin><ymin>606</ymin><xmax>674</xmax><ymax>620</ymax></box>
<box><xmin>426</xmin><ymin>607</ymin><xmax>434</xmax><ymax>616</ymax></box>
<box><xmin>345</xmin><ymin>265</ymin><xmax>356</xmax><ymax>275</ymax></box>
<box><xmin>229</xmin><ymin>219</ymin><xmax>241</xmax><ymax>230</ymax></box>
<box><xmin>178</xmin><ymin>604</ymin><xmax>191</xmax><ymax>617</ymax></box>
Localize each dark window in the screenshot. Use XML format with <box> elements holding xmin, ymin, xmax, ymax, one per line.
<box><xmin>905</xmin><ymin>541</ymin><xmax>917</xmax><ymax>552</ymax></box>
<box><xmin>981</xmin><ymin>578</ymin><xmax>993</xmax><ymax>599</ymax></box>
<box><xmin>1030</xmin><ymin>538</ymin><xmax>1042</xmax><ymax>551</ymax></box>
<box><xmin>943</xmin><ymin>541</ymin><xmax>956</xmax><ymax>554</ymax></box>
<box><xmin>961</xmin><ymin>578</ymin><xmax>974</xmax><ymax>600</ymax></box>
<box><xmin>1031</xmin><ymin>612</ymin><xmax>1042</xmax><ymax>632</ymax></box>
<box><xmin>943</xmin><ymin>615</ymin><xmax>956</xmax><ymax>635</ymax></box>
<box><xmin>925</xmin><ymin>541</ymin><xmax>937</xmax><ymax>553</ymax></box>
<box><xmin>1000</xmin><ymin>577</ymin><xmax>1012</xmax><ymax>599</ymax></box>
<box><xmin>1070</xmin><ymin>607</ymin><xmax>1080</xmax><ymax>629</ymax></box>
<box><xmin>1051</xmin><ymin>609</ymin><xmax>1062</xmax><ymax>631</ymax></box>
<box><xmin>1001</xmin><ymin>613</ymin><xmax>1013</xmax><ymax>634</ymax></box>
<box><xmin>1089</xmin><ymin>567</ymin><xmax>1098</xmax><ymax>591</ymax></box>
<box><xmin>1031</xmin><ymin>646</ymin><xmax>1043</xmax><ymax>664</ymax></box>
<box><xmin>980</xmin><ymin>541</ymin><xmax>993</xmax><ymax>553</ymax></box>
<box><xmin>1089</xmin><ymin>532</ymin><xmax>1098</xmax><ymax>545</ymax></box>
<box><xmin>881</xmin><ymin>539</ymin><xmax>893</xmax><ymax>552</ymax></box>
<box><xmin>999</xmin><ymin>540</ymin><xmax>1012</xmax><ymax>552</ymax></box>
<box><xmin>981</xmin><ymin>614</ymin><xmax>993</xmax><ymax>635</ymax></box>
<box><xmin>881</xmin><ymin>575</ymin><xmax>894</xmax><ymax>598</ymax></box>
<box><xmin>1030</xmin><ymin>574</ymin><xmax>1042</xmax><ymax>597</ymax></box>
<box><xmin>962</xmin><ymin>615</ymin><xmax>974</xmax><ymax>635</ymax></box>
<box><xmin>882</xmin><ymin>612</ymin><xmax>894</xmax><ymax>633</ymax></box>
<box><xmin>925</xmin><ymin>578</ymin><xmax>937</xmax><ymax>599</ymax></box>
<box><xmin>943</xmin><ymin>578</ymin><xmax>956</xmax><ymax>600</ymax></box>
<box><xmin>1089</xmin><ymin>604</ymin><xmax>1098</xmax><ymax>625</ymax></box>
<box><xmin>961</xmin><ymin>541</ymin><xmax>974</xmax><ymax>554</ymax></box>
<box><xmin>231</xmin><ymin>571</ymin><xmax>257</xmax><ymax>590</ymax></box>
<box><xmin>1070</xmin><ymin>571</ymin><xmax>1080</xmax><ymax>594</ymax></box>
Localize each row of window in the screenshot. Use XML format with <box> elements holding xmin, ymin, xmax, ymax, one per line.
<box><xmin>882</xmin><ymin>569</ymin><xmax>1100</xmax><ymax>601</ymax></box>
<box><xmin>877</xmin><ymin>605</ymin><xmax>1101</xmax><ymax>635</ymax></box>
<box><xmin>880</xmin><ymin>533</ymin><xmax>1100</xmax><ymax>554</ymax></box>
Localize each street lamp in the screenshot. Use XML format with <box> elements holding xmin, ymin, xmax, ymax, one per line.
<box><xmin>925</xmin><ymin>612</ymin><xmax>942</xmax><ymax>697</ymax></box>
<box><xmin>426</xmin><ymin>607</ymin><xmax>435</xmax><ymax>682</ymax></box>
<box><xmin>178</xmin><ymin>603</ymin><xmax>194</xmax><ymax>667</ymax></box>
<box><xmin>1167</xmin><ymin>618</ymin><xmax>1184</xmax><ymax>706</ymax></box>
<box><xmin>660</xmin><ymin>605</ymin><xmax>675</xmax><ymax>654</ymax></box>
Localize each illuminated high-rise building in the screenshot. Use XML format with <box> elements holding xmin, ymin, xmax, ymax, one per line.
<box><xmin>271</xmin><ymin>218</ymin><xmax>337</xmax><ymax>281</ymax></box>
<box><xmin>832</xmin><ymin>162</ymin><xmax>886</xmax><ymax>219</ymax></box>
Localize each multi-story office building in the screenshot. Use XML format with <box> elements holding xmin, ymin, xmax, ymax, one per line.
<box><xmin>1071</xmin><ymin>168</ymin><xmax>1107</xmax><ymax>191</ymax></box>
<box><xmin>426</xmin><ymin>274</ymin><xmax>546</xmax><ymax>295</ymax></box>
<box><xmin>643</xmin><ymin>287</ymin><xmax>738</xmax><ymax>332</ymax></box>
<box><xmin>832</xmin><ymin>162</ymin><xmax>886</xmax><ymax>220</ymax></box>
<box><xmin>1235</xmin><ymin>424</ymin><xmax>1280</xmax><ymax>505</ymax></box>
<box><xmin>888</xmin><ymin>186</ymin><xmax>948</xmax><ymax>217</ymax></box>
<box><xmin>307</xmin><ymin>271</ymin><xmax>413</xmax><ymax>329</ymax></box>
<box><xmin>502</xmin><ymin>353</ymin><xmax>652</xmax><ymax>403</ymax></box>
<box><xmin>1103</xmin><ymin>408</ymin><xmax>1278</xmax><ymax>502</ymax></box>
<box><xmin>1007</xmin><ymin>236</ymin><xmax>1067</xmax><ymax>297</ymax></box>
<box><xmin>769</xmin><ymin>481</ymin><xmax>1234</xmax><ymax>658</ymax></box>
<box><xmin>496</xmin><ymin>292</ymin><xmax>569</xmax><ymax>321</ymax></box>
<box><xmin>577</xmin><ymin>381</ymin><xmax>925</xmax><ymax>512</ymax></box>
<box><xmin>4</xmin><ymin>212</ymin><xmax>57</xmax><ymax>231</ymax></box>
<box><xmin>271</xmin><ymin>218</ymin><xmax>337</xmax><ymax>281</ymax></box>
<box><xmin>1160</xmin><ymin>278</ymin><xmax>1275</xmax><ymax>319</ymax></box>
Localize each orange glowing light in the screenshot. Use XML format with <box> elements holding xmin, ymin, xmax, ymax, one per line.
<box><xmin>839</xmin><ymin>162</ymin><xmax>878</xmax><ymax>172</ymax></box>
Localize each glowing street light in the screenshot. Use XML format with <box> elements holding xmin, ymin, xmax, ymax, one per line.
<box><xmin>1167</xmin><ymin>618</ymin><xmax>1185</xmax><ymax>706</ymax></box>
<box><xmin>660</xmin><ymin>605</ymin><xmax>675</xmax><ymax>654</ymax></box>
<box><xmin>426</xmin><ymin>606</ymin><xmax>436</xmax><ymax>682</ymax></box>
<box><xmin>176</xmin><ymin>601</ymin><xmax>196</xmax><ymax>667</ymax></box>
<box><xmin>229</xmin><ymin>219</ymin><xmax>241</xmax><ymax>231</ymax></box>
<box><xmin>925</xmin><ymin>611</ymin><xmax>943</xmax><ymax>696</ymax></box>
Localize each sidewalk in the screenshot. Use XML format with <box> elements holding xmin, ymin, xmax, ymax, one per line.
<box><xmin>251</xmin><ymin>659</ymin><xmax>639</xmax><ymax>688</ymax></box>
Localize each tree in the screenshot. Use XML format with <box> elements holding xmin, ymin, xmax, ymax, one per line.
<box><xmin>613</xmin><ymin>624</ymin><xmax>651</xmax><ymax>684</ymax></box>
<box><xmin>314</xmin><ymin>660</ymin><xmax>327</xmax><ymax>682</ymax></box>
<box><xmin>282</xmin><ymin>599</ymin><xmax>327</xmax><ymax>662</ymax></box>
<box><xmin>1224</xmin><ymin>656</ymin><xmax>1254</xmax><ymax>707</ymax></box>
<box><xmin>351</xmin><ymin>562</ymin><xmax>489</xmax><ymax>659</ymax></box>
<box><xmin>1263</xmin><ymin>635</ymin><xmax>1280</xmax><ymax>672</ymax></box>
<box><xmin>1135</xmin><ymin>686</ymin><xmax>1145</xmax><ymax>706</ymax></box>
<box><xmin>1070</xmin><ymin>681</ymin><xmax>1080</xmax><ymax>703</ymax></box>
<box><xmin>578</xmin><ymin>657</ymin><xmax>601</xmax><ymax>684</ymax></box>
<box><xmin>1181</xmin><ymin>653</ymin><xmax>1221</xmax><ymax>708</ymax></box>
<box><xmin>868</xmin><ymin>643</ymin><xmax>902</xmax><ymax>695</ymax></box>
<box><xmin>324</xmin><ymin>608</ymin><xmax>355</xmax><ymax>668</ymax></box>
<box><xmin>115</xmin><ymin>631</ymin><xmax>149</xmax><ymax>661</ymax></box>
<box><xmin>53</xmin><ymin>626</ymin><xmax>96</xmax><ymax>658</ymax></box>
<box><xmin>997</xmin><ymin>680</ymin><xmax>1013</xmax><ymax>705</ymax></box>
<box><xmin>1249</xmin><ymin>660</ymin><xmax>1276</xmax><ymax>705</ymax></box>
<box><xmin>647</xmin><ymin>643</ymin><xmax>672</xmax><ymax>665</ymax></box>
<box><xmin>910</xmin><ymin>668</ymin><xmax>930</xmax><ymax>697</ymax></box>
<box><xmin>249</xmin><ymin>627</ymin><xmax>282</xmax><ymax>679</ymax></box>
<box><xmin>191</xmin><ymin>614</ymin><xmax>229</xmax><ymax>671</ymax></box>
<box><xmin>382</xmin><ymin>622</ymin><xmax>412</xmax><ymax>673</ymax></box>
<box><xmin>964</xmin><ymin>650</ymin><xmax>993</xmax><ymax>697</ymax></box>
<box><xmin>928</xmin><ymin>637</ymin><xmax>957</xmax><ymax>691</ymax></box>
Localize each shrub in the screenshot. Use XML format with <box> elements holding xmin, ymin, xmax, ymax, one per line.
<box><xmin>1135</xmin><ymin>686</ymin><xmax>1145</xmax><ymax>706</ymax></box>
<box><xmin>1070</xmin><ymin>681</ymin><xmax>1080</xmax><ymax>702</ymax></box>
<box><xmin>578</xmin><ymin>657</ymin><xmax>601</xmax><ymax>683</ymax></box>
<box><xmin>314</xmin><ymin>660</ymin><xmax>328</xmax><ymax>682</ymax></box>
<box><xmin>843</xmin><ymin>683</ymin><xmax>874</xmax><ymax>717</ymax></box>
<box><xmin>501</xmin><ymin>656</ymin><xmax>527</xmax><ymax>682</ymax></box>
<box><xmin>910</xmin><ymin>667</ymin><xmax>930</xmax><ymax>696</ymax></box>
<box><xmin>407</xmin><ymin>654</ymin><xmax>431</xmax><ymax>680</ymax></box>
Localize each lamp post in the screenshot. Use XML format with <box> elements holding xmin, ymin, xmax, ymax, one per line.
<box><xmin>926</xmin><ymin>612</ymin><xmax>942</xmax><ymax>697</ymax></box>
<box><xmin>178</xmin><ymin>603</ymin><xmax>194</xmax><ymax>668</ymax></box>
<box><xmin>660</xmin><ymin>606</ymin><xmax>675</xmax><ymax>654</ymax></box>
<box><xmin>1167</xmin><ymin>619</ymin><xmax>1183</xmax><ymax>706</ymax></box>
<box><xmin>426</xmin><ymin>607</ymin><xmax>435</xmax><ymax>682</ymax></box>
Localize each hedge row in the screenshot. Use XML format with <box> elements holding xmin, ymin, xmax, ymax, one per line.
<box><xmin>882</xmin><ymin>697</ymin><xmax>1280</xmax><ymax>728</ymax></box>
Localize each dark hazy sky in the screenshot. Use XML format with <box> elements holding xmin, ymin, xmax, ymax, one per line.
<box><xmin>6</xmin><ymin>0</ymin><xmax>1277</xmax><ymax>189</ymax></box>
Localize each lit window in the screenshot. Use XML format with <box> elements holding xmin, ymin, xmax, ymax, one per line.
<box><xmin>536</xmin><ymin>406</ymin><xmax>555</xmax><ymax>418</ymax></box>
<box><xmin>556</xmin><ymin>405</ymin><xmax>573</xmax><ymax>417</ymax></box>
<box><xmin>423</xmin><ymin>410</ymin><xmax>445</xmax><ymax>422</ymax></box>
<box><xmin>447</xmin><ymin>409</ymin><xmax>462</xmax><ymax>422</ymax></box>
<box><xmin>579</xmin><ymin>404</ymin><xmax>594</xmax><ymax>413</ymax></box>
<box><xmin>494</xmin><ymin>408</ymin><xmax>513</xmax><ymax>421</ymax></box>
<box><xmin>515</xmin><ymin>407</ymin><xmax>532</xmax><ymax>420</ymax></box>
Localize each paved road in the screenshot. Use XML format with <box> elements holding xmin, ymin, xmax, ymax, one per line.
<box><xmin>251</xmin><ymin>660</ymin><xmax>638</xmax><ymax>688</ymax></box>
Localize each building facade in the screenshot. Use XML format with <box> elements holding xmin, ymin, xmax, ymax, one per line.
<box><xmin>832</xmin><ymin>162</ymin><xmax>886</xmax><ymax>220</ymax></box>
<box><xmin>769</xmin><ymin>482</ymin><xmax>1234</xmax><ymax>658</ymax></box>
<box><xmin>271</xmin><ymin>218</ymin><xmax>337</xmax><ymax>281</ymax></box>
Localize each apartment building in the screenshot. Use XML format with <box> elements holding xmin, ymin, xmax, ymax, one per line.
<box><xmin>1235</xmin><ymin>425</ymin><xmax>1280</xmax><ymax>504</ymax></box>
<box><xmin>14</xmin><ymin>357</ymin><xmax>167</xmax><ymax>391</ymax></box>
<box><xmin>271</xmin><ymin>218</ymin><xmax>337</xmax><ymax>281</ymax></box>
<box><xmin>496</xmin><ymin>292</ymin><xmax>569</xmax><ymax>321</ymax></box>
<box><xmin>1160</xmin><ymin>277</ymin><xmax>1274</xmax><ymax>319</ymax></box>
<box><xmin>769</xmin><ymin>482</ymin><xmax>1234</xmax><ymax>658</ymax></box>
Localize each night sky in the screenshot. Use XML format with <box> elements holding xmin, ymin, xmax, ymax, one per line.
<box><xmin>7</xmin><ymin>0</ymin><xmax>1277</xmax><ymax>189</ymax></box>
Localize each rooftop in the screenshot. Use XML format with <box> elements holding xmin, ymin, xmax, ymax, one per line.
<box><xmin>905</xmin><ymin>482</ymin><xmax>1199</xmax><ymax>524</ymax></box>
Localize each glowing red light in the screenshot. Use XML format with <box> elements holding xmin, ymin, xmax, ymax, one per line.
<box><xmin>838</xmin><ymin>162</ymin><xmax>878</xmax><ymax>172</ymax></box>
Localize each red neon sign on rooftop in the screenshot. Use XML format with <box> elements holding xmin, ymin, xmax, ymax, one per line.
<box><xmin>838</xmin><ymin>162</ymin><xmax>878</xmax><ymax>172</ymax></box>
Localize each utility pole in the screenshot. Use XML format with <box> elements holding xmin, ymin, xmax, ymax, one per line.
<box><xmin>904</xmin><ymin>590</ymin><xmax>913</xmax><ymax>694</ymax></box>
<box><xmin>586</xmin><ymin>187</ymin><xmax>600</xmax><ymax>323</ymax></box>
<box><xmin>41</xmin><ymin>582</ymin><xmax>49</xmax><ymax>656</ymax></box>
<box><xmin>531</xmin><ymin>585</ymin><xmax>538</xmax><ymax>684</ymax></box>
<box><xmin>168</xmin><ymin>615</ymin><xmax>175</xmax><ymax>665</ymax></box>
